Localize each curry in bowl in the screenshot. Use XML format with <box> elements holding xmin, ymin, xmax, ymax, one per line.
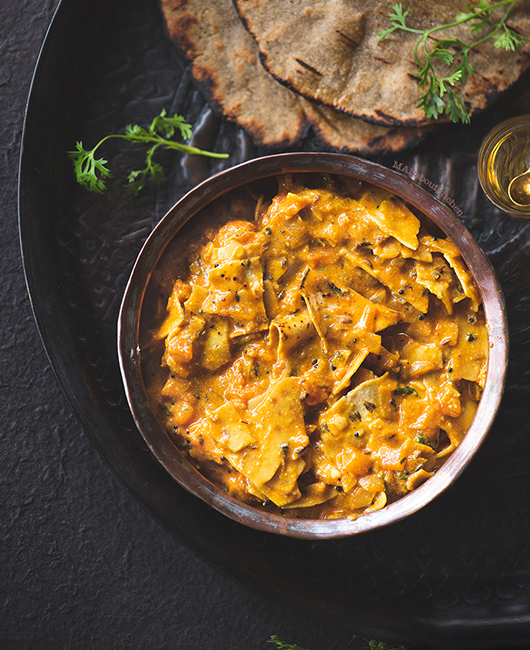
<box><xmin>139</xmin><ymin>171</ymin><xmax>488</xmax><ymax>521</ymax></box>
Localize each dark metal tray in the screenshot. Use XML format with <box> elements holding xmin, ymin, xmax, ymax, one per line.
<box><xmin>18</xmin><ymin>0</ymin><xmax>530</xmax><ymax>647</ymax></box>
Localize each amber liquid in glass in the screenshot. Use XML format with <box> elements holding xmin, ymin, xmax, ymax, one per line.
<box><xmin>485</xmin><ymin>126</ymin><xmax>530</xmax><ymax>208</ymax></box>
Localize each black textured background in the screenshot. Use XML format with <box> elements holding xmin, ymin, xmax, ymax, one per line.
<box><xmin>2</xmin><ymin>1</ymin><xmax>529</xmax><ymax>649</ymax></box>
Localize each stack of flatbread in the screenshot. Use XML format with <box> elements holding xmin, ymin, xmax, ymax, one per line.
<box><xmin>160</xmin><ymin>0</ymin><xmax>530</xmax><ymax>155</ymax></box>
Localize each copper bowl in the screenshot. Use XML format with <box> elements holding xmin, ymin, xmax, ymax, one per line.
<box><xmin>117</xmin><ymin>153</ymin><xmax>508</xmax><ymax>539</ymax></box>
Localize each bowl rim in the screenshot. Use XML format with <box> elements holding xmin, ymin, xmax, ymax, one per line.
<box><xmin>117</xmin><ymin>152</ymin><xmax>509</xmax><ymax>539</ymax></box>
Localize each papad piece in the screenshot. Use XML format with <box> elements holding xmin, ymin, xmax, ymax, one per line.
<box><xmin>269</xmin><ymin>311</ymin><xmax>318</xmax><ymax>363</ymax></box>
<box><xmin>221</xmin><ymin>377</ymin><xmax>309</xmax><ymax>506</ymax></box>
<box><xmin>425</xmin><ymin>236</ymin><xmax>481</xmax><ymax>311</ymax></box>
<box><xmin>202</xmin><ymin>257</ymin><xmax>268</xmax><ymax>336</ymax></box>
<box><xmin>207</xmin><ymin>401</ymin><xmax>255</xmax><ymax>453</ymax></box>
<box><xmin>319</xmin><ymin>374</ymin><xmax>390</xmax><ymax>443</ymax></box>
<box><xmin>341</xmin><ymin>247</ymin><xmax>430</xmax><ymax>313</ymax></box>
<box><xmin>282</xmin><ymin>482</ymin><xmax>337</xmax><ymax>509</ymax></box>
<box><xmin>358</xmin><ymin>189</ymin><xmax>421</xmax><ymax>250</ymax></box>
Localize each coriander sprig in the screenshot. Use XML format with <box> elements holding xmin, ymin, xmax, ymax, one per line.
<box><xmin>267</xmin><ymin>635</ymin><xmax>308</xmax><ymax>650</ymax></box>
<box><xmin>267</xmin><ymin>635</ymin><xmax>408</xmax><ymax>650</ymax></box>
<box><xmin>352</xmin><ymin>636</ymin><xmax>408</xmax><ymax>650</ymax></box>
<box><xmin>68</xmin><ymin>109</ymin><xmax>229</xmax><ymax>195</ymax></box>
<box><xmin>378</xmin><ymin>1</ymin><xmax>529</xmax><ymax>123</ymax></box>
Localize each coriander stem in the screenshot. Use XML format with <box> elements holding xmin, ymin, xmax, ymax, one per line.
<box><xmin>414</xmin><ymin>0</ymin><xmax>518</xmax><ymax>101</ymax></box>
<box><xmin>465</xmin><ymin>2</ymin><xmax>517</xmax><ymax>50</ymax></box>
<box><xmin>424</xmin><ymin>0</ymin><xmax>516</xmax><ymax>35</ymax></box>
<box><xmin>413</xmin><ymin>0</ymin><xmax>517</xmax><ymax>67</ymax></box>
<box><xmin>90</xmin><ymin>133</ymin><xmax>229</xmax><ymax>159</ymax></box>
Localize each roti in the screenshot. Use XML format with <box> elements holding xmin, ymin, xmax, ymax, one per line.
<box><xmin>160</xmin><ymin>0</ymin><xmax>431</xmax><ymax>151</ymax></box>
<box><xmin>303</xmin><ymin>102</ymin><xmax>431</xmax><ymax>152</ymax></box>
<box><xmin>234</xmin><ymin>0</ymin><xmax>530</xmax><ymax>127</ymax></box>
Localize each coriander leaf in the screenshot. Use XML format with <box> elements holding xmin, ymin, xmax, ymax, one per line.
<box><xmin>376</xmin><ymin>3</ymin><xmax>419</xmax><ymax>42</ymax></box>
<box><xmin>445</xmin><ymin>69</ymin><xmax>464</xmax><ymax>86</ymax></box>
<box><xmin>417</xmin><ymin>435</ymin><xmax>437</xmax><ymax>449</ymax></box>
<box><xmin>379</xmin><ymin>2</ymin><xmax>412</xmax><ymax>32</ymax></box>
<box><xmin>267</xmin><ymin>635</ymin><xmax>308</xmax><ymax>650</ymax></box>
<box><xmin>69</xmin><ymin>109</ymin><xmax>229</xmax><ymax>195</ymax></box>
<box><xmin>377</xmin><ymin>26</ymin><xmax>400</xmax><ymax>41</ymax></box>
<box><xmin>478</xmin><ymin>0</ymin><xmax>494</xmax><ymax>12</ymax></box>
<box><xmin>431</xmin><ymin>48</ymin><xmax>454</xmax><ymax>65</ymax></box>
<box><xmin>125</xmin><ymin>144</ymin><xmax>166</xmax><ymax>195</ymax></box>
<box><xmin>494</xmin><ymin>25</ymin><xmax>528</xmax><ymax>50</ymax></box>
<box><xmin>125</xmin><ymin>123</ymin><xmax>149</xmax><ymax>139</ymax></box>
<box><xmin>446</xmin><ymin>87</ymin><xmax>470</xmax><ymax>123</ymax></box>
<box><xmin>393</xmin><ymin>386</ymin><xmax>419</xmax><ymax>396</ymax></box>
<box><xmin>352</xmin><ymin>635</ymin><xmax>409</xmax><ymax>650</ymax></box>
<box><xmin>149</xmin><ymin>109</ymin><xmax>193</xmax><ymax>140</ymax></box>
<box><xmin>149</xmin><ymin>161</ymin><xmax>165</xmax><ymax>184</ymax></box>
<box><xmin>68</xmin><ymin>142</ymin><xmax>113</xmax><ymax>193</ymax></box>
<box><xmin>126</xmin><ymin>169</ymin><xmax>145</xmax><ymax>192</ymax></box>
<box><xmin>433</xmin><ymin>37</ymin><xmax>467</xmax><ymax>50</ymax></box>
<box><xmin>454</xmin><ymin>53</ymin><xmax>474</xmax><ymax>81</ymax></box>
<box><xmin>389</xmin><ymin>3</ymin><xmax>410</xmax><ymax>26</ymax></box>
<box><xmin>417</xmin><ymin>86</ymin><xmax>445</xmax><ymax>119</ymax></box>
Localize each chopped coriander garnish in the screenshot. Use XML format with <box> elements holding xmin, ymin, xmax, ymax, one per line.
<box><xmin>417</xmin><ymin>435</ymin><xmax>437</xmax><ymax>450</ymax></box>
<box><xmin>394</xmin><ymin>386</ymin><xmax>419</xmax><ymax>397</ymax></box>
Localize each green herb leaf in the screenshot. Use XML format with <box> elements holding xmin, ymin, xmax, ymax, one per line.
<box><xmin>352</xmin><ymin>635</ymin><xmax>409</xmax><ymax>650</ymax></box>
<box><xmin>389</xmin><ymin>3</ymin><xmax>411</xmax><ymax>26</ymax></box>
<box><xmin>377</xmin><ymin>3</ymin><xmax>420</xmax><ymax>41</ymax></box>
<box><xmin>494</xmin><ymin>24</ymin><xmax>527</xmax><ymax>49</ymax></box>
<box><xmin>446</xmin><ymin>86</ymin><xmax>470</xmax><ymax>123</ymax></box>
<box><xmin>68</xmin><ymin>109</ymin><xmax>229</xmax><ymax>195</ymax></box>
<box><xmin>418</xmin><ymin>84</ymin><xmax>446</xmax><ymax>119</ymax></box>
<box><xmin>431</xmin><ymin>48</ymin><xmax>454</xmax><ymax>65</ymax></box>
<box><xmin>393</xmin><ymin>386</ymin><xmax>419</xmax><ymax>397</ymax></box>
<box><xmin>267</xmin><ymin>635</ymin><xmax>308</xmax><ymax>650</ymax></box>
<box><xmin>68</xmin><ymin>142</ymin><xmax>113</xmax><ymax>193</ymax></box>
<box><xmin>454</xmin><ymin>53</ymin><xmax>474</xmax><ymax>82</ymax></box>
<box><xmin>455</xmin><ymin>11</ymin><xmax>473</xmax><ymax>22</ymax></box>
<box><xmin>416</xmin><ymin>435</ymin><xmax>436</xmax><ymax>450</ymax></box>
